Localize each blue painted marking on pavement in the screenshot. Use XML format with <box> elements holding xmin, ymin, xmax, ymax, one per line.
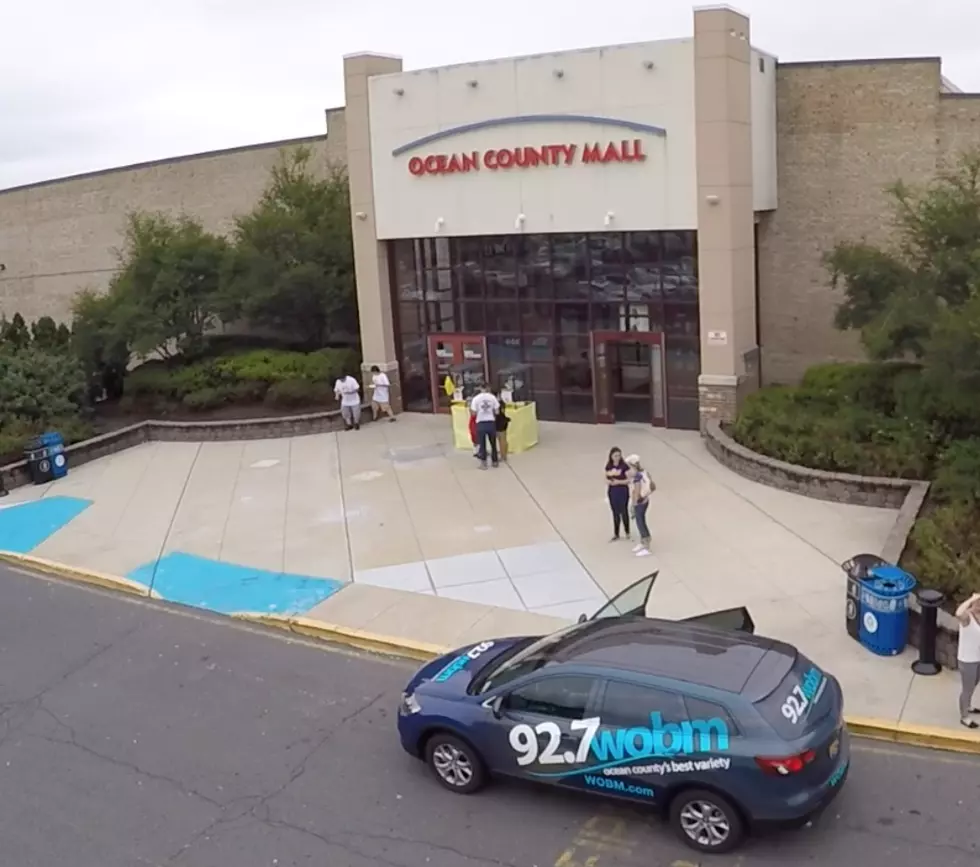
<box><xmin>0</xmin><ymin>496</ymin><xmax>92</xmax><ymax>553</ymax></box>
<box><xmin>126</xmin><ymin>552</ymin><xmax>345</xmax><ymax>616</ymax></box>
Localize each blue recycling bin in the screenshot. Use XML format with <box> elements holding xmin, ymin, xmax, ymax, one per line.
<box><xmin>40</xmin><ymin>431</ymin><xmax>68</xmax><ymax>479</ymax></box>
<box><xmin>858</xmin><ymin>565</ymin><xmax>917</xmax><ymax>656</ymax></box>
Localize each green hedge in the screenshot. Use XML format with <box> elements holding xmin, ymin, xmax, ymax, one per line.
<box><xmin>124</xmin><ymin>348</ymin><xmax>359</xmax><ymax>413</ymax></box>
<box><xmin>0</xmin><ymin>416</ymin><xmax>95</xmax><ymax>465</ymax></box>
<box><xmin>730</xmin><ymin>362</ymin><xmax>980</xmax><ymax>600</ymax></box>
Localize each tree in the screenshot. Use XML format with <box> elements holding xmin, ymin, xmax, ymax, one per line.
<box><xmin>826</xmin><ymin>149</ymin><xmax>980</xmax><ymax>435</ymax></box>
<box><xmin>0</xmin><ymin>344</ymin><xmax>87</xmax><ymax>425</ymax></box>
<box><xmin>71</xmin><ymin>290</ymin><xmax>131</xmax><ymax>401</ymax></box>
<box><xmin>30</xmin><ymin>315</ymin><xmax>71</xmax><ymax>351</ymax></box>
<box><xmin>109</xmin><ymin>212</ymin><xmax>231</xmax><ymax>359</ymax></box>
<box><xmin>227</xmin><ymin>147</ymin><xmax>357</xmax><ymax>350</ymax></box>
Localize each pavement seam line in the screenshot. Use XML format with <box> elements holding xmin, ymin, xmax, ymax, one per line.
<box><xmin>150</xmin><ymin>440</ymin><xmax>203</xmax><ymax>597</ymax></box>
<box><xmin>7</xmin><ymin>549</ymin><xmax>980</xmax><ymax>756</ymax></box>
<box><xmin>335</xmin><ymin>430</ymin><xmax>356</xmax><ymax>584</ymax></box>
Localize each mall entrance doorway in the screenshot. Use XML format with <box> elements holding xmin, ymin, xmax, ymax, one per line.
<box><xmin>592</xmin><ymin>332</ymin><xmax>667</xmax><ymax>426</ymax></box>
<box><xmin>427</xmin><ymin>334</ymin><xmax>488</xmax><ymax>413</ymax></box>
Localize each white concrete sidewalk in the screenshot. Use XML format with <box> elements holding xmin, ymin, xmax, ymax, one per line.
<box><xmin>6</xmin><ymin>412</ymin><xmax>961</xmax><ymax>731</ymax></box>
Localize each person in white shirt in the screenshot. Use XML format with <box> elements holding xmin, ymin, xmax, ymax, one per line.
<box><xmin>955</xmin><ymin>592</ymin><xmax>980</xmax><ymax>728</ymax></box>
<box><xmin>469</xmin><ymin>385</ymin><xmax>500</xmax><ymax>469</ymax></box>
<box><xmin>333</xmin><ymin>373</ymin><xmax>362</xmax><ymax>430</ymax></box>
<box><xmin>368</xmin><ymin>365</ymin><xmax>395</xmax><ymax>422</ymax></box>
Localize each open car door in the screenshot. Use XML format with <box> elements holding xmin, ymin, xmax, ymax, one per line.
<box><xmin>578</xmin><ymin>571</ymin><xmax>755</xmax><ymax>634</ymax></box>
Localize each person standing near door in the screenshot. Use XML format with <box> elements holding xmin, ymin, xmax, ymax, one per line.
<box><xmin>334</xmin><ymin>372</ymin><xmax>362</xmax><ymax>430</ymax></box>
<box><xmin>493</xmin><ymin>390</ymin><xmax>510</xmax><ymax>462</ymax></box>
<box><xmin>625</xmin><ymin>454</ymin><xmax>654</xmax><ymax>556</ymax></box>
<box><xmin>470</xmin><ymin>384</ymin><xmax>500</xmax><ymax>469</ymax></box>
<box><xmin>605</xmin><ymin>447</ymin><xmax>631</xmax><ymax>541</ymax></box>
<box><xmin>368</xmin><ymin>365</ymin><xmax>395</xmax><ymax>422</ymax></box>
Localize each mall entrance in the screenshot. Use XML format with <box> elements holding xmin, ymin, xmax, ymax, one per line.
<box><xmin>391</xmin><ymin>231</ymin><xmax>701</xmax><ymax>429</ymax></box>
<box><xmin>593</xmin><ymin>332</ymin><xmax>667</xmax><ymax>426</ymax></box>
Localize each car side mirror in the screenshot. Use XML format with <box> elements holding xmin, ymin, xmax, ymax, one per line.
<box><xmin>577</xmin><ymin>613</ymin><xmax>587</xmax><ymax>624</ymax></box>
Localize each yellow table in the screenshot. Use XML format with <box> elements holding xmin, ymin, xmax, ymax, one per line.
<box><xmin>450</xmin><ymin>402</ymin><xmax>539</xmax><ymax>454</ymax></box>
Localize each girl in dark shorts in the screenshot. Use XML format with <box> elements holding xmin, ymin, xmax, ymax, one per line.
<box><xmin>494</xmin><ymin>391</ymin><xmax>510</xmax><ymax>461</ymax></box>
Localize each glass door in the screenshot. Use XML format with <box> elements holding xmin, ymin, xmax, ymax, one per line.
<box><xmin>590</xmin><ymin>331</ymin><xmax>667</xmax><ymax>427</ymax></box>
<box><xmin>427</xmin><ymin>334</ymin><xmax>488</xmax><ymax>413</ymax></box>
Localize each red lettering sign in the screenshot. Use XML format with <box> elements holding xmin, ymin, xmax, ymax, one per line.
<box><xmin>407</xmin><ymin>139</ymin><xmax>646</xmax><ymax>176</ymax></box>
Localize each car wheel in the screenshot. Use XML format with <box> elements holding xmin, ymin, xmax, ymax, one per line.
<box><xmin>669</xmin><ymin>788</ymin><xmax>745</xmax><ymax>854</ymax></box>
<box><xmin>424</xmin><ymin>733</ymin><xmax>487</xmax><ymax>794</ymax></box>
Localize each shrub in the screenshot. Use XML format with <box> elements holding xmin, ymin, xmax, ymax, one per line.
<box><xmin>730</xmin><ymin>387</ymin><xmax>938</xmax><ymax>479</ymax></box>
<box><xmin>264</xmin><ymin>380</ymin><xmax>333</xmax><ymax>408</ymax></box>
<box><xmin>931</xmin><ymin>439</ymin><xmax>980</xmax><ymax>505</ymax></box>
<box><xmin>125</xmin><ymin>348</ymin><xmax>358</xmax><ymax>409</ymax></box>
<box><xmin>0</xmin><ymin>345</ymin><xmax>87</xmax><ymax>425</ymax></box>
<box><xmin>182</xmin><ymin>388</ymin><xmax>228</xmax><ymax>412</ymax></box>
<box><xmin>903</xmin><ymin>501</ymin><xmax>980</xmax><ymax>601</ymax></box>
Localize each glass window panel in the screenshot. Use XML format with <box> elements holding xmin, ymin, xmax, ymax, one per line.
<box><xmin>454</xmin><ymin>237</ymin><xmax>484</xmax><ymax>300</ymax></box>
<box><xmin>624</xmin><ymin>231</ymin><xmax>662</xmax><ymax>265</ymax></box>
<box><xmin>556</xmin><ymin>302</ymin><xmax>590</xmax><ymax>336</ymax></box>
<box><xmin>522</xmin><ymin>333</ymin><xmax>553</xmax><ymax>364</ymax></box>
<box><xmin>515</xmin><ymin>235</ymin><xmax>553</xmax><ymax>300</ymax></box>
<box><xmin>587</xmin><ymin>233</ymin><xmax>625</xmax><ymax>303</ymax></box>
<box><xmin>398</xmin><ymin>302</ymin><xmax>426</xmax><ymax>338</ymax></box>
<box><xmin>484</xmin><ymin>301</ymin><xmax>522</xmax><ymax>333</ymax></box>
<box><xmin>591</xmin><ymin>302</ymin><xmax>625</xmax><ymax>332</ymax></box>
<box><xmin>551</xmin><ymin>234</ymin><xmax>591</xmax><ymax>301</ymax></box>
<box><xmin>557</xmin><ymin>334</ymin><xmax>593</xmax><ymax>394</ymax></box>
<box><xmin>458</xmin><ymin>301</ymin><xmax>487</xmax><ymax>332</ymax></box>
<box><xmin>664</xmin><ymin>301</ymin><xmax>699</xmax><ymax>337</ymax></box>
<box><xmin>662</xmin><ymin>231</ymin><xmax>698</xmax><ymax>302</ymax></box>
<box><xmin>626</xmin><ymin>264</ymin><xmax>662</xmax><ymax>303</ymax></box>
<box><xmin>487</xmin><ymin>334</ymin><xmax>524</xmax><ymax>383</ymax></box>
<box><xmin>391</xmin><ymin>240</ymin><xmax>421</xmax><ymax>301</ymax></box>
<box><xmin>422</xmin><ymin>267</ymin><xmax>454</xmax><ymax>303</ymax></box>
<box><xmin>399</xmin><ymin>336</ymin><xmax>433</xmax><ymax>413</ymax></box>
<box><xmin>425</xmin><ymin>301</ymin><xmax>457</xmax><ymax>333</ymax></box>
<box><xmin>520</xmin><ymin>302</ymin><xmax>554</xmax><ymax>335</ymax></box>
<box><xmin>483</xmin><ymin>236</ymin><xmax>518</xmax><ymax>300</ymax></box>
<box><xmin>416</xmin><ymin>237</ymin><xmax>452</xmax><ymax>271</ymax></box>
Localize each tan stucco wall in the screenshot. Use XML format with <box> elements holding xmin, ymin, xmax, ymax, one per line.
<box><xmin>758</xmin><ymin>59</ymin><xmax>980</xmax><ymax>384</ymax></box>
<box><xmin>0</xmin><ymin>110</ymin><xmax>346</xmax><ymax>323</ymax></box>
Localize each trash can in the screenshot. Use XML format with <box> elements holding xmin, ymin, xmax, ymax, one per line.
<box><xmin>40</xmin><ymin>431</ymin><xmax>68</xmax><ymax>479</ymax></box>
<box><xmin>841</xmin><ymin>554</ymin><xmax>888</xmax><ymax>643</ymax></box>
<box><xmin>858</xmin><ymin>565</ymin><xmax>917</xmax><ymax>656</ymax></box>
<box><xmin>24</xmin><ymin>437</ymin><xmax>54</xmax><ymax>485</ymax></box>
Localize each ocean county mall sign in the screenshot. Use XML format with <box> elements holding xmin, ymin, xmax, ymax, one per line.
<box><xmin>392</xmin><ymin>114</ymin><xmax>668</xmax><ymax>178</ymax></box>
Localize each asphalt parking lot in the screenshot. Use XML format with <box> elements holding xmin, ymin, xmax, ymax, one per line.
<box><xmin>1</xmin><ymin>563</ymin><xmax>978</xmax><ymax>867</ymax></box>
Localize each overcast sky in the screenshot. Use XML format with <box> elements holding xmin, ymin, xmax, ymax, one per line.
<box><xmin>3</xmin><ymin>0</ymin><xmax>978</xmax><ymax>190</ymax></box>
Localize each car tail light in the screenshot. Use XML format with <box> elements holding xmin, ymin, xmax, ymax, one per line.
<box><xmin>755</xmin><ymin>750</ymin><xmax>816</xmax><ymax>776</ymax></box>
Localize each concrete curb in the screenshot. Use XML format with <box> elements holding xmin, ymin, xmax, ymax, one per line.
<box><xmin>846</xmin><ymin>715</ymin><xmax>980</xmax><ymax>755</ymax></box>
<box><xmin>0</xmin><ymin>551</ymin><xmax>158</xmax><ymax>599</ymax></box>
<box><xmin>231</xmin><ymin>613</ymin><xmax>448</xmax><ymax>662</ymax></box>
<box><xmin>6</xmin><ymin>552</ymin><xmax>980</xmax><ymax>756</ymax></box>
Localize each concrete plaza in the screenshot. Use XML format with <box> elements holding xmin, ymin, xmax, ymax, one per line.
<box><xmin>1</xmin><ymin>413</ymin><xmax>968</xmax><ymax>733</ymax></box>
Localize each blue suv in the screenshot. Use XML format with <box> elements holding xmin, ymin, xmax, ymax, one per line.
<box><xmin>397</xmin><ymin>573</ymin><xmax>849</xmax><ymax>854</ymax></box>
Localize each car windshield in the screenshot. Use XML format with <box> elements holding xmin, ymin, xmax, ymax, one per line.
<box><xmin>472</xmin><ymin>623</ymin><xmax>584</xmax><ymax>694</ymax></box>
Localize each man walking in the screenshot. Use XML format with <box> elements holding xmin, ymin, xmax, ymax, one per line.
<box><xmin>334</xmin><ymin>372</ymin><xmax>362</xmax><ymax>430</ymax></box>
<box><xmin>368</xmin><ymin>365</ymin><xmax>395</xmax><ymax>422</ymax></box>
<box><xmin>470</xmin><ymin>384</ymin><xmax>500</xmax><ymax>469</ymax></box>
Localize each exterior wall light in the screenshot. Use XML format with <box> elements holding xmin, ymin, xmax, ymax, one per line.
<box><xmin>467</xmin><ymin>79</ymin><xmax>478</xmax><ymax>88</ymax></box>
<box><xmin>705</xmin><ymin>194</ymin><xmax>720</xmax><ymax>205</ymax></box>
<box><xmin>434</xmin><ymin>217</ymin><xmax>445</xmax><ymax>232</ymax></box>
<box><xmin>643</xmin><ymin>60</ymin><xmax>655</xmax><ymax>70</ymax></box>
<box><xmin>553</xmin><ymin>69</ymin><xmax>564</xmax><ymax>79</ymax></box>
<box><xmin>604</xmin><ymin>211</ymin><xmax>615</xmax><ymax>226</ymax></box>
<box><xmin>393</xmin><ymin>87</ymin><xmax>404</xmax><ymax>96</ymax></box>
<box><xmin>515</xmin><ymin>214</ymin><xmax>526</xmax><ymax>230</ymax></box>
<box><xmin>355</xmin><ymin>211</ymin><xmax>368</xmax><ymax>220</ymax></box>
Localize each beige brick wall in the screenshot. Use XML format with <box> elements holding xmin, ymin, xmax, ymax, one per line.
<box><xmin>0</xmin><ymin>109</ymin><xmax>346</xmax><ymax>324</ymax></box>
<box><xmin>759</xmin><ymin>58</ymin><xmax>980</xmax><ymax>384</ymax></box>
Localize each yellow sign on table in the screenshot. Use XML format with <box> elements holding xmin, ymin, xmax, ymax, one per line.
<box><xmin>449</xmin><ymin>402</ymin><xmax>539</xmax><ymax>454</ymax></box>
